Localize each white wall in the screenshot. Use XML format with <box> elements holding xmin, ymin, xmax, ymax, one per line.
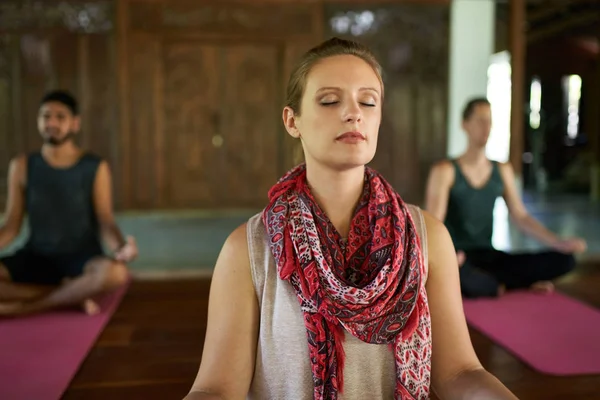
<box><xmin>446</xmin><ymin>0</ymin><xmax>496</xmax><ymax>158</ymax></box>
<box><xmin>486</xmin><ymin>50</ymin><xmax>512</xmax><ymax>163</ymax></box>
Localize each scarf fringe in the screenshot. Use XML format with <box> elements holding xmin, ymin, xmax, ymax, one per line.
<box><xmin>333</xmin><ymin>323</ymin><xmax>346</xmax><ymax>394</ymax></box>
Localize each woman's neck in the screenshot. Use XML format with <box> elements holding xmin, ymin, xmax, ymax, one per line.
<box><xmin>461</xmin><ymin>145</ymin><xmax>488</xmax><ymax>166</ymax></box>
<box><xmin>305</xmin><ymin>163</ymin><xmax>365</xmax><ymax>238</ymax></box>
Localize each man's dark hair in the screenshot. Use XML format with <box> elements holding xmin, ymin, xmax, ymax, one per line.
<box><xmin>462</xmin><ymin>97</ymin><xmax>490</xmax><ymax>121</ymax></box>
<box><xmin>40</xmin><ymin>90</ymin><xmax>79</xmax><ymax>116</ymax></box>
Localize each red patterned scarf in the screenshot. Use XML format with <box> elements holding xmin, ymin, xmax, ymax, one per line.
<box><xmin>262</xmin><ymin>164</ymin><xmax>431</xmax><ymax>400</ymax></box>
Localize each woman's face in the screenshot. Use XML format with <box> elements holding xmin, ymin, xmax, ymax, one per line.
<box><xmin>283</xmin><ymin>54</ymin><xmax>382</xmax><ymax>171</ymax></box>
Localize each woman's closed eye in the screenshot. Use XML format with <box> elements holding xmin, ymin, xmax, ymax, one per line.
<box><xmin>320</xmin><ymin>101</ymin><xmax>377</xmax><ymax>107</ymax></box>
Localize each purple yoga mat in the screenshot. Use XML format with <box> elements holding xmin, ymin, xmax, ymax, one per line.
<box><xmin>463</xmin><ymin>290</ymin><xmax>600</xmax><ymax>376</ymax></box>
<box><xmin>0</xmin><ymin>283</ymin><xmax>128</xmax><ymax>400</ymax></box>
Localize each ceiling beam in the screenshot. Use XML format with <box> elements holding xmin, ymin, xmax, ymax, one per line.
<box><xmin>528</xmin><ymin>11</ymin><xmax>600</xmax><ymax>43</ymax></box>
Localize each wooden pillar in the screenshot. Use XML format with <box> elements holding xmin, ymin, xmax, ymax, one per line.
<box><xmin>116</xmin><ymin>0</ymin><xmax>130</xmax><ymax>210</ymax></box>
<box><xmin>590</xmin><ymin>27</ymin><xmax>600</xmax><ymax>202</ymax></box>
<box><xmin>509</xmin><ymin>0</ymin><xmax>526</xmax><ymax>178</ymax></box>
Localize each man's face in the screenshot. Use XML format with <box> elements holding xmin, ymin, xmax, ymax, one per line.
<box><xmin>37</xmin><ymin>101</ymin><xmax>80</xmax><ymax>146</ymax></box>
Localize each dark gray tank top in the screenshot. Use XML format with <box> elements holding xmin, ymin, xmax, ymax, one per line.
<box><xmin>444</xmin><ymin>160</ymin><xmax>504</xmax><ymax>251</ymax></box>
<box><xmin>24</xmin><ymin>151</ymin><xmax>103</xmax><ymax>255</ymax></box>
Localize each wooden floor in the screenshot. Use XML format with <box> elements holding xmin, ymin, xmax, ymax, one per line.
<box><xmin>64</xmin><ymin>263</ymin><xmax>600</xmax><ymax>400</ymax></box>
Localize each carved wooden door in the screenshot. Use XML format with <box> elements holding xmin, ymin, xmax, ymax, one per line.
<box><xmin>163</xmin><ymin>42</ymin><xmax>280</xmax><ymax>208</ymax></box>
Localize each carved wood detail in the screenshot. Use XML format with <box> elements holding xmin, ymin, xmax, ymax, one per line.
<box><xmin>129</xmin><ymin>1</ymin><xmax>317</xmax><ymax>37</ymax></box>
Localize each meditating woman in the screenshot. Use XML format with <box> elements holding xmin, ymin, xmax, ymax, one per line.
<box><xmin>184</xmin><ymin>37</ymin><xmax>518</xmax><ymax>400</ymax></box>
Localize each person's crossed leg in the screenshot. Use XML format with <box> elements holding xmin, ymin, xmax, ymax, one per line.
<box><xmin>0</xmin><ymin>250</ymin><xmax>128</xmax><ymax>317</ymax></box>
<box><xmin>457</xmin><ymin>248</ymin><xmax>575</xmax><ymax>298</ymax></box>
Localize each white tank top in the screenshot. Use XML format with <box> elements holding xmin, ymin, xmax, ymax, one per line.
<box><xmin>246</xmin><ymin>204</ymin><xmax>429</xmax><ymax>399</ymax></box>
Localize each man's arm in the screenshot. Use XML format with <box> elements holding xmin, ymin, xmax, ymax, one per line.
<box><xmin>424</xmin><ymin>160</ymin><xmax>455</xmax><ymax>222</ymax></box>
<box><xmin>498</xmin><ymin>162</ymin><xmax>585</xmax><ymax>252</ymax></box>
<box><xmin>0</xmin><ymin>156</ymin><xmax>26</xmax><ymax>249</ymax></box>
<box><xmin>93</xmin><ymin>160</ymin><xmax>127</xmax><ymax>253</ymax></box>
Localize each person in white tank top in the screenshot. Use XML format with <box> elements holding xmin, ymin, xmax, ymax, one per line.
<box><xmin>184</xmin><ymin>38</ymin><xmax>518</xmax><ymax>400</ymax></box>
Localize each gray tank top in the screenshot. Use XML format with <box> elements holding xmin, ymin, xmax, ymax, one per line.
<box><xmin>246</xmin><ymin>204</ymin><xmax>429</xmax><ymax>399</ymax></box>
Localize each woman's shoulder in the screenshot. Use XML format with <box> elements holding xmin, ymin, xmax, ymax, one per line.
<box><xmin>224</xmin><ymin>212</ymin><xmax>265</xmax><ymax>249</ymax></box>
<box><xmin>418</xmin><ymin>209</ymin><xmax>456</xmax><ymax>275</ymax></box>
<box><xmin>218</xmin><ymin>223</ymin><xmax>250</xmax><ymax>266</ymax></box>
<box><xmin>416</xmin><ymin>208</ymin><xmax>449</xmax><ymax>246</ymax></box>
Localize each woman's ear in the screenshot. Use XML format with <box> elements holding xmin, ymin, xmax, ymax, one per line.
<box><xmin>283</xmin><ymin>106</ymin><xmax>301</xmax><ymax>139</ymax></box>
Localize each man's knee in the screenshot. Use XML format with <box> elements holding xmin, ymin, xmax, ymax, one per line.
<box><xmin>85</xmin><ymin>257</ymin><xmax>129</xmax><ymax>291</ymax></box>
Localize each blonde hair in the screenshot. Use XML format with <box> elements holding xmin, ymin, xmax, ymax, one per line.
<box><xmin>286</xmin><ymin>37</ymin><xmax>384</xmax><ymax>164</ymax></box>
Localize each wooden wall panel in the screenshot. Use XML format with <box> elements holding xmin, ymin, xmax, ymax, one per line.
<box><xmin>130</xmin><ymin>1</ymin><xmax>318</xmax><ymax>38</ymax></box>
<box><xmin>221</xmin><ymin>44</ymin><xmax>280</xmax><ymax>207</ymax></box>
<box><xmin>19</xmin><ymin>35</ymin><xmax>56</xmax><ymax>153</ymax></box>
<box><xmin>7</xmin><ymin>35</ymin><xmax>23</xmax><ymax>156</ymax></box>
<box><xmin>160</xmin><ymin>42</ymin><xmax>281</xmax><ymax>208</ymax></box>
<box><xmin>128</xmin><ymin>34</ymin><xmax>160</xmax><ymax>208</ymax></box>
<box><xmin>84</xmin><ymin>34</ymin><xmax>117</xmax><ymax>166</ymax></box>
<box><xmin>163</xmin><ymin>42</ymin><xmax>221</xmax><ymax>207</ymax></box>
<box><xmin>0</xmin><ymin>36</ymin><xmax>13</xmax><ymax>199</ymax></box>
<box><xmin>52</xmin><ymin>34</ymin><xmax>79</xmax><ymax>100</ymax></box>
<box><xmin>121</xmin><ymin>0</ymin><xmax>323</xmax><ymax>209</ymax></box>
<box><xmin>384</xmin><ymin>82</ymin><xmax>415</xmax><ymax>199</ymax></box>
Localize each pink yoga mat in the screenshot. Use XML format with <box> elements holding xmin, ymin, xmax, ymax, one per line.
<box><xmin>463</xmin><ymin>290</ymin><xmax>600</xmax><ymax>376</ymax></box>
<box><xmin>0</xmin><ymin>283</ymin><xmax>128</xmax><ymax>400</ymax></box>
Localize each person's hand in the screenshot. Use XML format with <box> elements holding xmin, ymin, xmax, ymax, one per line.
<box><xmin>456</xmin><ymin>250</ymin><xmax>466</xmax><ymax>267</ymax></box>
<box><xmin>552</xmin><ymin>237</ymin><xmax>587</xmax><ymax>254</ymax></box>
<box><xmin>115</xmin><ymin>235</ymin><xmax>138</xmax><ymax>262</ymax></box>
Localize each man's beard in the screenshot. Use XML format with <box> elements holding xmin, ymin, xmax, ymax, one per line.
<box><xmin>44</xmin><ymin>131</ymin><xmax>75</xmax><ymax>146</ymax></box>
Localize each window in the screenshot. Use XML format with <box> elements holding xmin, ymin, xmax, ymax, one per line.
<box><xmin>563</xmin><ymin>74</ymin><xmax>582</xmax><ymax>144</ymax></box>
<box><xmin>529</xmin><ymin>77</ymin><xmax>542</xmax><ymax>130</ymax></box>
